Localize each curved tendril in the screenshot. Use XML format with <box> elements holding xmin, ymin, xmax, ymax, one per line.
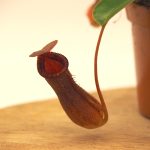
<box><xmin>94</xmin><ymin>24</ymin><xmax>108</xmax><ymax>124</ymax></box>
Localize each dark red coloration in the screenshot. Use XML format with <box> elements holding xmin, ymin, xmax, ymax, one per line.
<box><xmin>37</xmin><ymin>52</ymin><xmax>68</xmax><ymax>78</ymax></box>
<box><xmin>44</xmin><ymin>55</ymin><xmax>63</xmax><ymax>74</ymax></box>
<box><xmin>30</xmin><ymin>25</ymin><xmax>108</xmax><ymax>128</ymax></box>
<box><xmin>36</xmin><ymin>52</ymin><xmax>107</xmax><ymax>129</ymax></box>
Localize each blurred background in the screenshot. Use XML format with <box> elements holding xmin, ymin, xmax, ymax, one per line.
<box><xmin>0</xmin><ymin>0</ymin><xmax>136</xmax><ymax>108</ymax></box>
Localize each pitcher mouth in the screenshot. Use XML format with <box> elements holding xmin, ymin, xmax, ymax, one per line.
<box><xmin>37</xmin><ymin>52</ymin><xmax>69</xmax><ymax>78</ymax></box>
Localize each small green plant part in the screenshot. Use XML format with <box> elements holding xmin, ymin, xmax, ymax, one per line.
<box><xmin>93</xmin><ymin>0</ymin><xmax>135</xmax><ymax>25</ymax></box>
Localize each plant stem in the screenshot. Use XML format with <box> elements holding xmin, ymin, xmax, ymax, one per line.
<box><xmin>94</xmin><ymin>24</ymin><xmax>108</xmax><ymax>123</ymax></box>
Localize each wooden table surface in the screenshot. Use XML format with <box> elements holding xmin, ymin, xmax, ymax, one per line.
<box><xmin>0</xmin><ymin>88</ymin><xmax>150</xmax><ymax>150</ymax></box>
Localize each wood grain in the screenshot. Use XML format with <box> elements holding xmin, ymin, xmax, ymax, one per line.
<box><xmin>0</xmin><ymin>88</ymin><xmax>150</xmax><ymax>150</ymax></box>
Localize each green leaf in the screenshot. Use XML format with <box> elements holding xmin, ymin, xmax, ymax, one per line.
<box><xmin>93</xmin><ymin>0</ymin><xmax>134</xmax><ymax>26</ymax></box>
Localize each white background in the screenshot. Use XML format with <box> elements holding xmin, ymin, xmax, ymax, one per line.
<box><xmin>0</xmin><ymin>0</ymin><xmax>136</xmax><ymax>108</ymax></box>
